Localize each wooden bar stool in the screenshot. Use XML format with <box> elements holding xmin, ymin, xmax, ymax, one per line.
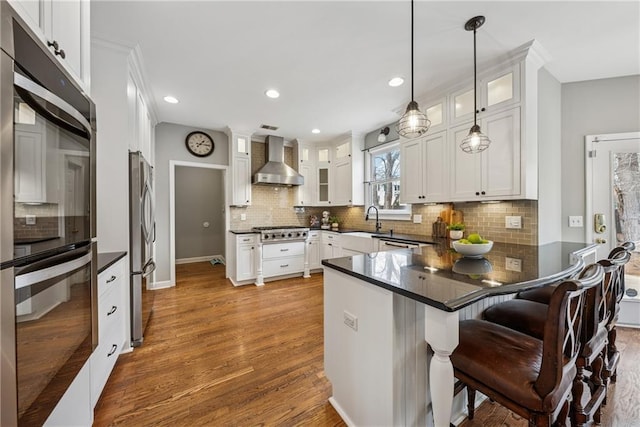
<box><xmin>482</xmin><ymin>249</ymin><xmax>631</xmax><ymax>426</ymax></box>
<box><xmin>451</xmin><ymin>263</ymin><xmax>603</xmax><ymax>427</ymax></box>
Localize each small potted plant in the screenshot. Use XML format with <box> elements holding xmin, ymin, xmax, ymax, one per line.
<box><xmin>329</xmin><ymin>216</ymin><xmax>340</xmax><ymax>229</ymax></box>
<box><xmin>448</xmin><ymin>223</ymin><xmax>465</xmax><ymax>240</ymax></box>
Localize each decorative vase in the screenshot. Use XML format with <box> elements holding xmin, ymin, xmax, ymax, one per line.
<box><xmin>449</xmin><ymin>230</ymin><xmax>464</xmax><ymax>240</ymax></box>
<box><xmin>331</xmin><ymin>223</ymin><xmax>339</xmax><ymax>229</ymax></box>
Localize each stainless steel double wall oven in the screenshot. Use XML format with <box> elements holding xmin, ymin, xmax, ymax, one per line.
<box><xmin>0</xmin><ymin>4</ymin><xmax>97</xmax><ymax>425</ymax></box>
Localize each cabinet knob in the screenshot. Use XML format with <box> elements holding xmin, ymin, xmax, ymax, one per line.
<box><xmin>47</xmin><ymin>40</ymin><xmax>66</xmax><ymax>58</ymax></box>
<box><xmin>475</xmin><ymin>192</ymin><xmax>480</xmax><ymax>196</ymax></box>
<box><xmin>481</xmin><ymin>191</ymin><xmax>486</xmax><ymax>195</ymax></box>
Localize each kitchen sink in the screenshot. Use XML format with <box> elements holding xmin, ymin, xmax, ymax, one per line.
<box><xmin>343</xmin><ymin>232</ymin><xmax>378</xmax><ymax>238</ymax></box>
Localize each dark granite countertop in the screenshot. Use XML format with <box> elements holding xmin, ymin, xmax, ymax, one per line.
<box><xmin>230</xmin><ymin>229</ymin><xmax>259</xmax><ymax>234</ymax></box>
<box><xmin>322</xmin><ymin>241</ymin><xmax>595</xmax><ymax>312</ymax></box>
<box><xmin>97</xmin><ymin>251</ymin><xmax>127</xmax><ymax>274</ymax></box>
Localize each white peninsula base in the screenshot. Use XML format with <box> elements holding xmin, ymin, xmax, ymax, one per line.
<box><xmin>324</xmin><ymin>268</ymin><xmax>473</xmax><ymax>427</ymax></box>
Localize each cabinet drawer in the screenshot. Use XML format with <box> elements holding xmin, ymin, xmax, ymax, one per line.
<box><xmin>91</xmin><ymin>335</ymin><xmax>123</xmax><ymax>406</ymax></box>
<box><xmin>236</xmin><ymin>234</ymin><xmax>257</xmax><ymax>245</ymax></box>
<box><xmin>263</xmin><ymin>242</ymin><xmax>305</xmax><ymax>259</ymax></box>
<box><xmin>263</xmin><ymin>256</ymin><xmax>305</xmax><ymax>278</ymax></box>
<box><xmin>98</xmin><ymin>279</ymin><xmax>123</xmax><ymax>338</ymax></box>
<box><xmin>308</xmin><ymin>230</ymin><xmax>320</xmax><ymax>239</ymax></box>
<box><xmin>98</xmin><ymin>261</ymin><xmax>125</xmax><ymax>297</ymax></box>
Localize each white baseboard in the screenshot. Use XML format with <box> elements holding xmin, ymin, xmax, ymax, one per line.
<box><xmin>175</xmin><ymin>254</ymin><xmax>225</xmax><ymax>265</ymax></box>
<box><xmin>151</xmin><ymin>280</ymin><xmax>173</xmax><ymax>290</ymax></box>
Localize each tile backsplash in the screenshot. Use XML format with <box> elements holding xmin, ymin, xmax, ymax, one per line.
<box><xmin>14</xmin><ymin>203</ymin><xmax>60</xmax><ymax>240</ymax></box>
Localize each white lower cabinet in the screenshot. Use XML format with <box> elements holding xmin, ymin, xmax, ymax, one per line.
<box><xmin>91</xmin><ymin>257</ymin><xmax>126</xmax><ymax>408</ymax></box>
<box><xmin>236</xmin><ymin>235</ymin><xmax>257</xmax><ymax>282</ymax></box>
<box><xmin>262</xmin><ymin>242</ymin><xmax>305</xmax><ymax>278</ymax></box>
<box><xmin>321</xmin><ymin>232</ymin><xmax>342</xmax><ymax>260</ymax></box>
<box><xmin>307</xmin><ymin>230</ymin><xmax>322</xmax><ymax>270</ymax></box>
<box><xmin>44</xmin><ymin>361</ymin><xmax>92</xmax><ymax>426</ymax></box>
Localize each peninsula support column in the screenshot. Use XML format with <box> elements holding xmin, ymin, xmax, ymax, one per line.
<box><xmin>424</xmin><ymin>306</ymin><xmax>459</xmax><ymax>427</ymax></box>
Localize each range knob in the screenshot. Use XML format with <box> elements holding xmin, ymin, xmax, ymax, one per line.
<box><xmin>296</xmin><ymin>232</ymin><xmax>301</xmax><ymax>237</ymax></box>
<box><xmin>263</xmin><ymin>234</ymin><xmax>270</xmax><ymax>240</ymax></box>
<box><xmin>301</xmin><ymin>231</ymin><xmax>307</xmax><ymax>238</ymax></box>
<box><xmin>288</xmin><ymin>233</ymin><xmax>293</xmax><ymax>238</ymax></box>
<box><xmin>281</xmin><ymin>233</ymin><xmax>286</xmax><ymax>238</ymax></box>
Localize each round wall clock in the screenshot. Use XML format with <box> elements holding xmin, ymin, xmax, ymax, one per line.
<box><xmin>185</xmin><ymin>131</ymin><xmax>214</xmax><ymax>157</ymax></box>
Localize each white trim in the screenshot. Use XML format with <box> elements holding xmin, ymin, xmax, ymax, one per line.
<box><xmin>169</xmin><ymin>160</ymin><xmax>229</xmax><ymax>287</ymax></box>
<box><xmin>175</xmin><ymin>255</ymin><xmax>225</xmax><ymax>265</ymax></box>
<box><xmin>150</xmin><ymin>280</ymin><xmax>172</xmax><ymax>290</ymax></box>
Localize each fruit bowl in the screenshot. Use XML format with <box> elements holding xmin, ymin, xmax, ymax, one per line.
<box><xmin>452</xmin><ymin>240</ymin><xmax>493</xmax><ymax>258</ymax></box>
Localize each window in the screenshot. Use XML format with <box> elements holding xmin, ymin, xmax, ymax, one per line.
<box><xmin>367</xmin><ymin>143</ymin><xmax>411</xmax><ymax>220</ymax></box>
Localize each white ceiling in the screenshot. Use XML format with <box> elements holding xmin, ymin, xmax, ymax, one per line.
<box><xmin>91</xmin><ymin>1</ymin><xmax>640</xmax><ymax>142</ymax></box>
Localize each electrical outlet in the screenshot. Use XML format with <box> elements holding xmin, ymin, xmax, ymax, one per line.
<box><xmin>506</xmin><ymin>257</ymin><xmax>522</xmax><ymax>272</ymax></box>
<box><xmin>343</xmin><ymin>311</ymin><xmax>358</xmax><ymax>331</ymax></box>
<box><xmin>568</xmin><ymin>216</ymin><xmax>583</xmax><ymax>227</ymax></box>
<box><xmin>413</xmin><ymin>214</ymin><xmax>422</xmax><ymax>224</ymax></box>
<box><xmin>505</xmin><ymin>216</ymin><xmax>522</xmax><ymax>229</ymax></box>
<box><xmin>25</xmin><ymin>215</ymin><xmax>36</xmax><ymax>225</ymax></box>
<box><xmin>240</xmin><ymin>213</ymin><xmax>247</xmax><ymax>221</ymax></box>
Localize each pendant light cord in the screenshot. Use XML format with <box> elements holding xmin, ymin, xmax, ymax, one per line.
<box><xmin>410</xmin><ymin>0</ymin><xmax>414</xmax><ymax>102</ymax></box>
<box><xmin>473</xmin><ymin>25</ymin><xmax>477</xmax><ymax>125</ymax></box>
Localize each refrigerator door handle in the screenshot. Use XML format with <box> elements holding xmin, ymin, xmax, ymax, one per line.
<box><xmin>142</xmin><ymin>259</ymin><xmax>156</xmax><ymax>278</ymax></box>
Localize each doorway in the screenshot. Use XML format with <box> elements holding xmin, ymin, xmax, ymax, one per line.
<box><xmin>586</xmin><ymin>132</ymin><xmax>640</xmax><ymax>325</ymax></box>
<box><xmin>169</xmin><ymin>161</ymin><xmax>228</xmax><ymax>286</ymax></box>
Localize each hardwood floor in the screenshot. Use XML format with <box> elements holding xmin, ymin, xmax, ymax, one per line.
<box><xmin>94</xmin><ymin>262</ymin><xmax>640</xmax><ymax>426</ymax></box>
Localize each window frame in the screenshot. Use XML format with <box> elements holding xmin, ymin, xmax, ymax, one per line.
<box><xmin>365</xmin><ymin>142</ymin><xmax>411</xmax><ymax>221</ymax></box>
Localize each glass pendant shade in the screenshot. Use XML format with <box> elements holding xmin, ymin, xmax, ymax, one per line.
<box><xmin>460</xmin><ymin>124</ymin><xmax>491</xmax><ymax>153</ymax></box>
<box><xmin>398</xmin><ymin>101</ymin><xmax>430</xmax><ymax>139</ymax></box>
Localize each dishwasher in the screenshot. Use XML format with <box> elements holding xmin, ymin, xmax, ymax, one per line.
<box><xmin>376</xmin><ymin>239</ymin><xmax>428</xmax><ymax>253</ymax></box>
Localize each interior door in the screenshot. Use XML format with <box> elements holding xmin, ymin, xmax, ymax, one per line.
<box><xmin>586</xmin><ymin>132</ymin><xmax>640</xmax><ymax>291</ymax></box>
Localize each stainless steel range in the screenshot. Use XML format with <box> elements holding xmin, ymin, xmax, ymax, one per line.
<box><xmin>252</xmin><ymin>226</ymin><xmax>309</xmax><ymax>242</ymax></box>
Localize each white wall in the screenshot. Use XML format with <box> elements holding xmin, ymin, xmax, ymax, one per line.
<box><xmin>175</xmin><ymin>167</ymin><xmax>225</xmax><ymax>259</ymax></box>
<box><xmin>537</xmin><ymin>68</ymin><xmax>562</xmax><ymax>244</ymax></box>
<box><xmin>154</xmin><ymin>123</ymin><xmax>229</xmax><ymax>283</ymax></box>
<box><xmin>91</xmin><ymin>40</ymin><xmax>130</xmax><ymax>253</ymax></box>
<box><xmin>561</xmin><ymin>75</ymin><xmax>640</xmax><ymax>242</ymax></box>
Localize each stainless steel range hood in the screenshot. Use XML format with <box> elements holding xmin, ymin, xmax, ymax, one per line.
<box><xmin>252</xmin><ymin>135</ymin><xmax>304</xmax><ymax>186</ymax></box>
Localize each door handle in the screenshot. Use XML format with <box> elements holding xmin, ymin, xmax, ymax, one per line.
<box><xmin>594</xmin><ymin>213</ymin><xmax>607</xmax><ymax>234</ymax></box>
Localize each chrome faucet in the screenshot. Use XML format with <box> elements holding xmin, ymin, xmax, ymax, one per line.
<box><xmin>365</xmin><ymin>205</ymin><xmax>382</xmax><ymax>233</ymax></box>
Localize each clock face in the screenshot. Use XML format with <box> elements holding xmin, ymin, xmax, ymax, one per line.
<box><xmin>185</xmin><ymin>131</ymin><xmax>214</xmax><ymax>157</ymax></box>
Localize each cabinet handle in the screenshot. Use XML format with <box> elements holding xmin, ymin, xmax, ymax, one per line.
<box><xmin>107</xmin><ymin>344</ymin><xmax>118</xmax><ymax>357</ymax></box>
<box><xmin>280</xmin><ymin>248</ymin><xmax>289</xmax><ymax>252</ymax></box>
<box><xmin>106</xmin><ymin>275</ymin><xmax>117</xmax><ymax>283</ymax></box>
<box><xmin>251</xmin><ymin>247</ymin><xmax>254</xmax><ymax>250</ymax></box>
<box><xmin>328</xmin><ymin>243</ymin><xmax>332</xmax><ymax>246</ymax></box>
<box><xmin>107</xmin><ymin>306</ymin><xmax>117</xmax><ymax>316</ymax></box>
<box><xmin>280</xmin><ymin>264</ymin><xmax>289</xmax><ymax>268</ymax></box>
<box><xmin>242</xmin><ymin>238</ymin><xmax>251</xmax><ymax>242</ymax></box>
<box><xmin>47</xmin><ymin>40</ymin><xmax>66</xmax><ymax>59</ymax></box>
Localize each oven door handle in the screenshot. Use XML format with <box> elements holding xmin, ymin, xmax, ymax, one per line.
<box><xmin>14</xmin><ymin>72</ymin><xmax>92</xmax><ymax>139</ymax></box>
<box><xmin>15</xmin><ymin>248</ymin><xmax>92</xmax><ymax>290</ymax></box>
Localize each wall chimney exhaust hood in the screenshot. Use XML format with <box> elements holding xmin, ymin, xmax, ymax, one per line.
<box><xmin>252</xmin><ymin>135</ymin><xmax>304</xmax><ymax>186</ymax></box>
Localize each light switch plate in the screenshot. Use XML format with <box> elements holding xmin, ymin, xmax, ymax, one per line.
<box><xmin>25</xmin><ymin>215</ymin><xmax>36</xmax><ymax>225</ymax></box>
<box><xmin>506</xmin><ymin>257</ymin><xmax>522</xmax><ymax>272</ymax></box>
<box><xmin>505</xmin><ymin>216</ymin><xmax>522</xmax><ymax>229</ymax></box>
<box><xmin>413</xmin><ymin>214</ymin><xmax>422</xmax><ymax>224</ymax></box>
<box><xmin>568</xmin><ymin>216</ymin><xmax>583</xmax><ymax>227</ymax></box>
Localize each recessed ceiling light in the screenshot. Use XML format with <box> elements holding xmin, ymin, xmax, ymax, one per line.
<box><xmin>164</xmin><ymin>96</ymin><xmax>179</xmax><ymax>104</ymax></box>
<box><xmin>388</xmin><ymin>77</ymin><xmax>404</xmax><ymax>87</ymax></box>
<box><xmin>265</xmin><ymin>89</ymin><xmax>280</xmax><ymax>99</ymax></box>
<box><xmin>311</xmin><ymin>129</ymin><xmax>320</xmax><ymax>134</ymax></box>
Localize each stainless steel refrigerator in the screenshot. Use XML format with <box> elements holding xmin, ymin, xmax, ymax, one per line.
<box><xmin>129</xmin><ymin>151</ymin><xmax>156</xmax><ymax>347</ymax></box>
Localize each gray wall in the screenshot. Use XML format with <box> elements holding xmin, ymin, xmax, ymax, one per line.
<box><xmin>561</xmin><ymin>75</ymin><xmax>640</xmax><ymax>242</ymax></box>
<box><xmin>537</xmin><ymin>68</ymin><xmax>562</xmax><ymax>244</ymax></box>
<box><xmin>175</xmin><ymin>167</ymin><xmax>225</xmax><ymax>259</ymax></box>
<box><xmin>155</xmin><ymin>122</ymin><xmax>229</xmax><ymax>284</ymax></box>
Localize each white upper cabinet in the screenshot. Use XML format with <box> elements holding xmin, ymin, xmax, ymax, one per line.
<box><xmin>228</xmin><ymin>132</ymin><xmax>252</xmax><ymax>206</ymax></box>
<box><xmin>424</xmin><ymin>98</ymin><xmax>447</xmax><ymax>133</ymax></box>
<box><xmin>127</xmin><ymin>67</ymin><xmax>155</xmax><ymax>165</ymax></box>
<box><xmin>316</xmin><ymin>146</ymin><xmax>331</xmax><ymax>205</ymax></box>
<box><xmin>295</xmin><ymin>141</ymin><xmax>315</xmax><ymax>206</ymax></box>
<box><xmin>450</xmin><ymin>108</ymin><xmax>521</xmax><ymax>200</ymax></box>
<box><xmin>9</xmin><ymin>0</ymin><xmax>90</xmax><ymax>91</ymax></box>
<box><xmin>332</xmin><ymin>136</ymin><xmax>364</xmax><ymax>206</ymax></box>
<box><xmin>450</xmin><ymin>64</ymin><xmax>520</xmax><ymax>125</ymax></box>
<box><xmin>400</xmin><ymin>130</ymin><xmax>449</xmax><ymax>204</ymax></box>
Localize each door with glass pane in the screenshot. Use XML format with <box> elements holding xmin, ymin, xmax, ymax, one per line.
<box><xmin>586</xmin><ymin>133</ymin><xmax>640</xmax><ymax>304</ymax></box>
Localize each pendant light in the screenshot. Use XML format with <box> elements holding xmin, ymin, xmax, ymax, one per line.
<box><xmin>460</xmin><ymin>16</ymin><xmax>491</xmax><ymax>154</ymax></box>
<box><xmin>397</xmin><ymin>0</ymin><xmax>430</xmax><ymax>139</ymax></box>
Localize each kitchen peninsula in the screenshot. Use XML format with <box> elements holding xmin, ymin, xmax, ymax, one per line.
<box><xmin>321</xmin><ymin>241</ymin><xmax>596</xmax><ymax>426</ymax></box>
